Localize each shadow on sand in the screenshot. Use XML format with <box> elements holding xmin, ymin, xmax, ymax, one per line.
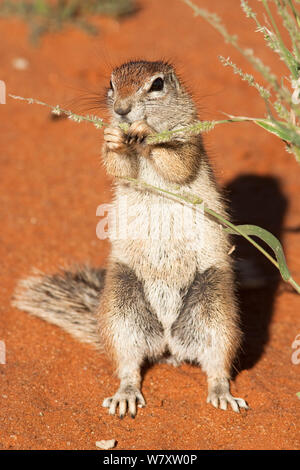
<box><xmin>224</xmin><ymin>174</ymin><xmax>288</xmax><ymax>373</ymax></box>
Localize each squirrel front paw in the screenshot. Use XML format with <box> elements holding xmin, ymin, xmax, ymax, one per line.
<box><xmin>104</xmin><ymin>121</ymin><xmax>154</xmax><ymax>155</ymax></box>
<box><xmin>125</xmin><ymin>120</ymin><xmax>154</xmax><ymax>145</ymax></box>
<box><xmin>103</xmin><ymin>126</ymin><xmax>128</xmax><ymax>154</ymax></box>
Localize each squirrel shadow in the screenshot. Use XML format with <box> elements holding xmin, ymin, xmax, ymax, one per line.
<box><xmin>224</xmin><ymin>174</ymin><xmax>288</xmax><ymax>374</ymax></box>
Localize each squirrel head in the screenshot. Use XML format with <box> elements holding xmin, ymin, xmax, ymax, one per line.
<box><xmin>107</xmin><ymin>60</ymin><xmax>196</xmax><ymax>131</ymax></box>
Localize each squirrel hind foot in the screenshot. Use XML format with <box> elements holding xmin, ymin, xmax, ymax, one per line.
<box><xmin>207</xmin><ymin>378</ymin><xmax>249</xmax><ymax>413</ymax></box>
<box><xmin>102</xmin><ymin>386</ymin><xmax>146</xmax><ymax>419</ymax></box>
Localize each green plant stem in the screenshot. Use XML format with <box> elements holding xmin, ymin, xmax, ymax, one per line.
<box><xmin>289</xmin><ymin>277</ymin><xmax>300</xmax><ymax>293</ymax></box>
<box><xmin>8</xmin><ymin>94</ymin><xmax>106</xmax><ymax>128</ymax></box>
<box><xmin>6</xmin><ymin>93</ymin><xmax>264</xmax><ymax>140</ymax></box>
<box><xmin>121</xmin><ymin>176</ymin><xmax>300</xmax><ymax>294</ymax></box>
<box><xmin>181</xmin><ymin>0</ymin><xmax>290</xmax><ymax>104</ymax></box>
<box><xmin>276</xmin><ymin>0</ymin><xmax>300</xmax><ymax>62</ymax></box>
<box><xmin>288</xmin><ymin>0</ymin><xmax>300</xmax><ymax>22</ymax></box>
<box><xmin>122</xmin><ymin>177</ymin><xmax>279</xmax><ymax>268</ymax></box>
<box><xmin>11</xmin><ymin>93</ymin><xmax>300</xmax><ymax>148</ymax></box>
<box><xmin>263</xmin><ymin>0</ymin><xmax>286</xmax><ymax>41</ymax></box>
<box><xmin>262</xmin><ymin>0</ymin><xmax>298</xmax><ymax>79</ymax></box>
<box><xmin>183</xmin><ymin>0</ymin><xmax>300</xmax><ymax>119</ymax></box>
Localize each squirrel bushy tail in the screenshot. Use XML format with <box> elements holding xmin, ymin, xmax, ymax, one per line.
<box><xmin>12</xmin><ymin>266</ymin><xmax>106</xmax><ymax>348</ymax></box>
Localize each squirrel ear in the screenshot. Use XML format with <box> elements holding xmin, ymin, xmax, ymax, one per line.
<box><xmin>169</xmin><ymin>72</ymin><xmax>181</xmax><ymax>91</ymax></box>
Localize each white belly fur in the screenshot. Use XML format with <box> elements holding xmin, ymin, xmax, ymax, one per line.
<box><xmin>109</xmin><ymin>158</ymin><xmax>229</xmax><ymax>331</ymax></box>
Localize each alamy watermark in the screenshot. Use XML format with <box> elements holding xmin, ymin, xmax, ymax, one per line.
<box><xmin>0</xmin><ymin>80</ymin><xmax>6</xmax><ymax>104</ymax></box>
<box><xmin>96</xmin><ymin>196</ymin><xmax>206</xmax><ymax>243</ymax></box>
<box><xmin>0</xmin><ymin>341</ymin><xmax>6</xmax><ymax>364</ymax></box>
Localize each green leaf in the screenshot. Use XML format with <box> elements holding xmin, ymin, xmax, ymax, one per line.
<box><xmin>254</xmin><ymin>119</ymin><xmax>300</xmax><ymax>147</ymax></box>
<box><xmin>225</xmin><ymin>224</ymin><xmax>291</xmax><ymax>281</ymax></box>
<box><xmin>255</xmin><ymin>120</ymin><xmax>288</xmax><ymax>140</ymax></box>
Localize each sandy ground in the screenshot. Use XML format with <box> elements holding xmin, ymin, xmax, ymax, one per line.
<box><xmin>0</xmin><ymin>0</ymin><xmax>299</xmax><ymax>450</ymax></box>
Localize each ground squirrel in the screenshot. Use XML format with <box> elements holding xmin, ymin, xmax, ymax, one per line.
<box><xmin>13</xmin><ymin>60</ymin><xmax>248</xmax><ymax>418</ymax></box>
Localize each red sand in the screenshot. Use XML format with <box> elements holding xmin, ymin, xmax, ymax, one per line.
<box><xmin>0</xmin><ymin>0</ymin><xmax>299</xmax><ymax>450</ymax></box>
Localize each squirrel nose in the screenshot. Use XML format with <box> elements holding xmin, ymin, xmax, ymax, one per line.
<box><xmin>114</xmin><ymin>101</ymin><xmax>132</xmax><ymax>116</ymax></box>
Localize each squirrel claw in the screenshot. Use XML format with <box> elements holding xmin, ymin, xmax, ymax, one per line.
<box><xmin>102</xmin><ymin>388</ymin><xmax>146</xmax><ymax>418</ymax></box>
<box><xmin>125</xmin><ymin>120</ymin><xmax>153</xmax><ymax>146</ymax></box>
<box><xmin>207</xmin><ymin>392</ymin><xmax>248</xmax><ymax>413</ymax></box>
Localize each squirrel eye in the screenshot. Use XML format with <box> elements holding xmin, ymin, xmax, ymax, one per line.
<box><xmin>149</xmin><ymin>77</ymin><xmax>164</xmax><ymax>92</ymax></box>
